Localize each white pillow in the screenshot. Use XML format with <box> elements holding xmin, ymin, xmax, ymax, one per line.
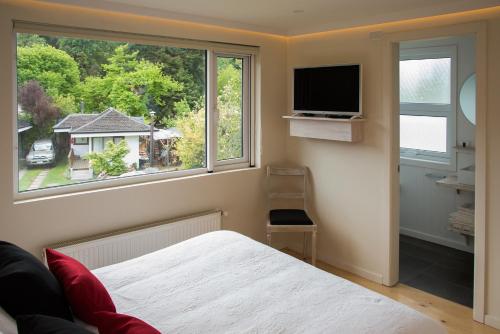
<box><xmin>0</xmin><ymin>307</ymin><xmax>17</xmax><ymax>334</ymax></box>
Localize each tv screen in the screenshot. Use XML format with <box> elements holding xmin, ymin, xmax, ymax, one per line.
<box><xmin>293</xmin><ymin>64</ymin><xmax>361</xmax><ymax>116</ymax></box>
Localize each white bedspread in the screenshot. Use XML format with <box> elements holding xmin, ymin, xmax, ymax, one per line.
<box><xmin>93</xmin><ymin>231</ymin><xmax>446</xmax><ymax>334</ymax></box>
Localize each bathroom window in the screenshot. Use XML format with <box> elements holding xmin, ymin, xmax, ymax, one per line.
<box><xmin>399</xmin><ymin>46</ymin><xmax>456</xmax><ymax>167</ymax></box>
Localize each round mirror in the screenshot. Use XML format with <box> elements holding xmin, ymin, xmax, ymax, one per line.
<box><xmin>459</xmin><ymin>74</ymin><xmax>476</xmax><ymax>125</ymax></box>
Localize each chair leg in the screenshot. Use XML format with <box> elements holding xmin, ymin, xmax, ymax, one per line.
<box><xmin>267</xmin><ymin>233</ymin><xmax>272</xmax><ymax>246</ymax></box>
<box><xmin>311</xmin><ymin>230</ymin><xmax>317</xmax><ymax>267</ymax></box>
<box><xmin>302</xmin><ymin>232</ymin><xmax>307</xmax><ymax>260</ymax></box>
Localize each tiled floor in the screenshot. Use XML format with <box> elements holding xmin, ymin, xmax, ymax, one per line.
<box><xmin>399</xmin><ymin>234</ymin><xmax>474</xmax><ymax>307</ymax></box>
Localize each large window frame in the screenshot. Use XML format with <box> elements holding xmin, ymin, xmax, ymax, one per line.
<box><xmin>12</xmin><ymin>22</ymin><xmax>257</xmax><ymax>200</ymax></box>
<box><xmin>399</xmin><ymin>45</ymin><xmax>457</xmax><ymax>170</ymax></box>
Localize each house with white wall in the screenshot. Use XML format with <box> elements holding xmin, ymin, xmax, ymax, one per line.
<box><xmin>54</xmin><ymin>108</ymin><xmax>152</xmax><ymax>178</ymax></box>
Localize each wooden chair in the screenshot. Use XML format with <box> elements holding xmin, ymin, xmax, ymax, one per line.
<box><xmin>266</xmin><ymin>166</ymin><xmax>317</xmax><ymax>266</ymax></box>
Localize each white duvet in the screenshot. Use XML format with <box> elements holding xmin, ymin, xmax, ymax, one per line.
<box><xmin>93</xmin><ymin>231</ymin><xmax>446</xmax><ymax>334</ymax></box>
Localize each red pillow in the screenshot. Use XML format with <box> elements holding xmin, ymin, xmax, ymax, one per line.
<box><xmin>45</xmin><ymin>248</ymin><xmax>116</xmax><ymax>325</ymax></box>
<box><xmin>94</xmin><ymin>311</ymin><xmax>161</xmax><ymax>334</ymax></box>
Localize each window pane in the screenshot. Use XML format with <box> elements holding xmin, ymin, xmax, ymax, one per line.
<box><xmin>400</xmin><ymin>58</ymin><xmax>451</xmax><ymax>104</ymax></box>
<box><xmin>16</xmin><ymin>32</ymin><xmax>206</xmax><ymax>192</ymax></box>
<box><xmin>217</xmin><ymin>56</ymin><xmax>243</xmax><ymax>161</ymax></box>
<box><xmin>400</xmin><ymin>115</ymin><xmax>447</xmax><ymax>153</ymax></box>
<box><xmin>74</xmin><ymin>137</ymin><xmax>88</xmax><ymax>145</ymax></box>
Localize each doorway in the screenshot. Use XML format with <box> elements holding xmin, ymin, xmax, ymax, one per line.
<box><xmin>397</xmin><ymin>35</ymin><xmax>477</xmax><ymax>307</ymax></box>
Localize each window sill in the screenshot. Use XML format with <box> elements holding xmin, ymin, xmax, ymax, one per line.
<box><xmin>14</xmin><ymin>165</ymin><xmax>258</xmax><ymax>204</ymax></box>
<box><xmin>400</xmin><ymin>156</ymin><xmax>456</xmax><ymax>171</ymax></box>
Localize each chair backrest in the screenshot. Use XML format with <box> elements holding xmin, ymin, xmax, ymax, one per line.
<box><xmin>266</xmin><ymin>165</ymin><xmax>308</xmax><ymax>213</ymax></box>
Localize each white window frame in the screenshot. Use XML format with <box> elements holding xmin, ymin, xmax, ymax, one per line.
<box><xmin>399</xmin><ymin>45</ymin><xmax>457</xmax><ymax>170</ymax></box>
<box><xmin>13</xmin><ymin>23</ymin><xmax>256</xmax><ymax>200</ymax></box>
<box><xmin>73</xmin><ymin>137</ymin><xmax>88</xmax><ymax>145</ymax></box>
<box><xmin>208</xmin><ymin>52</ymin><xmax>251</xmax><ymax>171</ymax></box>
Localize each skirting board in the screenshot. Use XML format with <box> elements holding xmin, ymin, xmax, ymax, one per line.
<box><xmin>284</xmin><ymin>241</ymin><xmax>384</xmax><ymax>284</ymax></box>
<box><xmin>323</xmin><ymin>253</ymin><xmax>384</xmax><ymax>285</ymax></box>
<box><xmin>400</xmin><ymin>227</ymin><xmax>473</xmax><ymax>253</ymax></box>
<box><xmin>485</xmin><ymin>314</ymin><xmax>500</xmax><ymax>330</ymax></box>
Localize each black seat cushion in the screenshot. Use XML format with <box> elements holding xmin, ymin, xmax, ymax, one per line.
<box><xmin>17</xmin><ymin>314</ymin><xmax>93</xmax><ymax>334</ymax></box>
<box><xmin>269</xmin><ymin>209</ymin><xmax>313</xmax><ymax>225</ymax></box>
<box><xmin>0</xmin><ymin>241</ymin><xmax>73</xmax><ymax>321</ymax></box>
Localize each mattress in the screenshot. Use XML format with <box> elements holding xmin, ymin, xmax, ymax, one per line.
<box><xmin>93</xmin><ymin>231</ymin><xmax>446</xmax><ymax>334</ymax></box>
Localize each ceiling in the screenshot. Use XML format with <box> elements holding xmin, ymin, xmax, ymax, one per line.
<box><xmin>41</xmin><ymin>0</ymin><xmax>500</xmax><ymax>36</ymax></box>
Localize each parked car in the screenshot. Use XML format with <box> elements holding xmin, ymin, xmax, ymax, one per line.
<box><xmin>26</xmin><ymin>139</ymin><xmax>56</xmax><ymax>167</ymax></box>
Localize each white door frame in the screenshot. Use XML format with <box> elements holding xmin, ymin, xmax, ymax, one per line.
<box><xmin>383</xmin><ymin>21</ymin><xmax>488</xmax><ymax>323</ymax></box>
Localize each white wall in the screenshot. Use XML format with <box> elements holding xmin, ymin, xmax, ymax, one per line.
<box><xmin>399</xmin><ymin>164</ymin><xmax>474</xmax><ymax>251</ymax></box>
<box><xmin>286</xmin><ymin>9</ymin><xmax>500</xmax><ymax>326</ymax></box>
<box><xmin>123</xmin><ymin>136</ymin><xmax>139</xmax><ymax>167</ymax></box>
<box><xmin>286</xmin><ymin>32</ymin><xmax>389</xmax><ymax>283</ymax></box>
<box><xmin>0</xmin><ymin>0</ymin><xmax>288</xmax><ymax>256</ymax></box>
<box><xmin>72</xmin><ymin>142</ymin><xmax>89</xmax><ymax>157</ymax></box>
<box><xmin>75</xmin><ymin>136</ymin><xmax>139</xmax><ymax>167</ymax></box>
<box><xmin>399</xmin><ymin>36</ymin><xmax>475</xmax><ymax>252</ymax></box>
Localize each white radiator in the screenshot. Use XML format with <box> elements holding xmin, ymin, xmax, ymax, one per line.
<box><xmin>44</xmin><ymin>210</ymin><xmax>222</xmax><ymax>270</ymax></box>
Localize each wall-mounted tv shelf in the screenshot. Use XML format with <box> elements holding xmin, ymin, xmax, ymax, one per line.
<box><xmin>283</xmin><ymin>115</ymin><xmax>365</xmax><ymax>142</ymax></box>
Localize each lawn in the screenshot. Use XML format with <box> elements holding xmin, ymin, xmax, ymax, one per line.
<box><xmin>18</xmin><ymin>168</ymin><xmax>42</xmax><ymax>192</ymax></box>
<box><xmin>41</xmin><ymin>159</ymin><xmax>73</xmax><ymax>188</ymax></box>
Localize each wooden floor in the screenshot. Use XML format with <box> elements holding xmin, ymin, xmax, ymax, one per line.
<box><xmin>284</xmin><ymin>249</ymin><xmax>500</xmax><ymax>334</ymax></box>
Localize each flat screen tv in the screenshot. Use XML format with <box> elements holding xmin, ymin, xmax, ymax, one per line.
<box><xmin>293</xmin><ymin>64</ymin><xmax>362</xmax><ymax>116</ymax></box>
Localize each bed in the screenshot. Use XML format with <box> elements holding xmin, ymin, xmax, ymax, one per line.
<box><xmin>92</xmin><ymin>230</ymin><xmax>446</xmax><ymax>334</ymax></box>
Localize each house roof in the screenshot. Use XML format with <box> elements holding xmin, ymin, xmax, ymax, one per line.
<box><xmin>53</xmin><ymin>108</ymin><xmax>153</xmax><ymax>134</ymax></box>
<box><xmin>17</xmin><ymin>119</ymin><xmax>32</xmax><ymax>133</ymax></box>
<box><xmin>53</xmin><ymin>113</ymin><xmax>100</xmax><ymax>132</ymax></box>
<box><xmin>154</xmin><ymin>128</ymin><xmax>183</xmax><ymax>140</ymax></box>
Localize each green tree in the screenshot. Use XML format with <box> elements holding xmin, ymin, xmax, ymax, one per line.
<box><xmin>130</xmin><ymin>45</ymin><xmax>205</xmax><ymax>110</ymax></box>
<box><xmin>56</xmin><ymin>37</ymin><xmax>119</xmax><ymax>78</ymax></box>
<box><xmin>17</xmin><ymin>33</ymin><xmax>47</xmax><ymax>47</ymax></box>
<box><xmin>174</xmin><ymin>108</ymin><xmax>205</xmax><ymax>169</ymax></box>
<box><xmin>78</xmin><ymin>45</ymin><xmax>183</xmax><ymax>123</ymax></box>
<box><xmin>52</xmin><ymin>95</ymin><xmax>78</xmax><ymax>115</ymax></box>
<box><xmin>86</xmin><ymin>140</ymin><xmax>130</xmax><ymax>176</ymax></box>
<box><xmin>17</xmin><ymin>44</ymin><xmax>80</xmax><ymax>115</ymax></box>
<box><xmin>17</xmin><ymin>44</ymin><xmax>80</xmax><ymax>97</ymax></box>
<box><xmin>168</xmin><ymin>99</ymin><xmax>191</xmax><ymax>124</ymax></box>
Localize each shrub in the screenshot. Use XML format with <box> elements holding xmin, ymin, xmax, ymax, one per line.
<box><xmin>174</xmin><ymin>109</ymin><xmax>205</xmax><ymax>169</ymax></box>
<box><xmin>86</xmin><ymin>140</ymin><xmax>129</xmax><ymax>176</ymax></box>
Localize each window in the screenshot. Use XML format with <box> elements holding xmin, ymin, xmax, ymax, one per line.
<box><xmin>400</xmin><ymin>58</ymin><xmax>451</xmax><ymax>105</ymax></box>
<box><xmin>73</xmin><ymin>137</ymin><xmax>88</xmax><ymax>145</ymax></box>
<box><xmin>113</xmin><ymin>137</ymin><xmax>125</xmax><ymax>145</ymax></box>
<box><xmin>399</xmin><ymin>46</ymin><xmax>456</xmax><ymax>166</ymax></box>
<box><xmin>15</xmin><ymin>27</ymin><xmax>254</xmax><ymax>196</ymax></box>
<box><xmin>215</xmin><ymin>55</ymin><xmax>249</xmax><ymax>165</ymax></box>
<box><xmin>400</xmin><ymin>115</ymin><xmax>447</xmax><ymax>152</ymax></box>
